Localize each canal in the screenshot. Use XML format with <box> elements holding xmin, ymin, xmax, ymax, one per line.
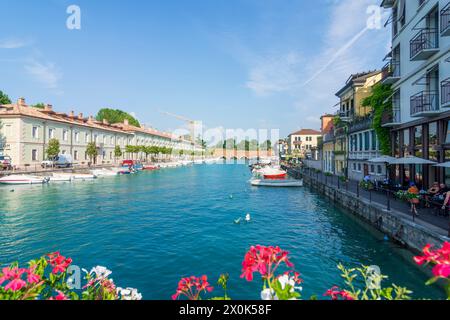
<box><xmin>0</xmin><ymin>164</ymin><xmax>445</xmax><ymax>299</ymax></box>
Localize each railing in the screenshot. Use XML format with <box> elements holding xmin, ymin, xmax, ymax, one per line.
<box><xmin>442</xmin><ymin>78</ymin><xmax>450</xmax><ymax>106</ymax></box>
<box><xmin>441</xmin><ymin>2</ymin><xmax>450</xmax><ymax>34</ymax></box>
<box><xmin>382</xmin><ymin>60</ymin><xmax>400</xmax><ymax>79</ymax></box>
<box><xmin>410</xmin><ymin>28</ymin><xmax>439</xmax><ymax>59</ymax></box>
<box><xmin>410</xmin><ymin>91</ymin><xmax>439</xmax><ymax>116</ymax></box>
<box><xmin>348</xmin><ymin>151</ymin><xmax>379</xmax><ymax>160</ymax></box>
<box><xmin>348</xmin><ymin>116</ymin><xmax>373</xmax><ymax>133</ymax></box>
<box><xmin>323</xmin><ymin>132</ymin><xmax>335</xmax><ymax>143</ymax></box>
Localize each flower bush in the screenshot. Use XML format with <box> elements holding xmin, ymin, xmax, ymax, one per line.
<box><xmin>414</xmin><ymin>241</ymin><xmax>450</xmax><ymax>298</ymax></box>
<box><xmin>172</xmin><ymin>243</ymin><xmax>450</xmax><ymax>301</ymax></box>
<box><xmin>395</xmin><ymin>190</ymin><xmax>419</xmax><ymax>201</ymax></box>
<box><xmin>0</xmin><ymin>252</ymin><xmax>141</xmax><ymax>300</ymax></box>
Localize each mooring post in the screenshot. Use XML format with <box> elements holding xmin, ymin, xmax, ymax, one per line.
<box><xmin>357</xmin><ymin>183</ymin><xmax>360</xmax><ymax>198</ymax></box>
<box><xmin>386</xmin><ymin>191</ymin><xmax>390</xmax><ymax>211</ymax></box>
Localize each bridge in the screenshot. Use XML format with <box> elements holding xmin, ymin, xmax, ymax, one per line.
<box><xmin>212</xmin><ymin>149</ymin><xmax>273</xmax><ymax>160</ymax></box>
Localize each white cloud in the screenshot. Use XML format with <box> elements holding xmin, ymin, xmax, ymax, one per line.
<box><xmin>0</xmin><ymin>38</ymin><xmax>31</xmax><ymax>49</ymax></box>
<box><xmin>24</xmin><ymin>60</ymin><xmax>62</xmax><ymax>91</ymax></box>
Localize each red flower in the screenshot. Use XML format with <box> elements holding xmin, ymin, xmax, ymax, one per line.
<box><xmin>414</xmin><ymin>242</ymin><xmax>450</xmax><ymax>280</ymax></box>
<box><xmin>0</xmin><ymin>267</ymin><xmax>27</xmax><ymax>291</ymax></box>
<box><xmin>172</xmin><ymin>275</ymin><xmax>214</xmax><ymax>300</ymax></box>
<box><xmin>49</xmin><ymin>291</ymin><xmax>69</xmax><ymax>300</ymax></box>
<box><xmin>324</xmin><ymin>286</ymin><xmax>354</xmax><ymax>300</ymax></box>
<box><xmin>46</xmin><ymin>252</ymin><xmax>72</xmax><ymax>274</ymax></box>
<box><xmin>26</xmin><ymin>266</ymin><xmax>41</xmax><ymax>285</ymax></box>
<box><xmin>241</xmin><ymin>245</ymin><xmax>295</xmax><ymax>282</ymax></box>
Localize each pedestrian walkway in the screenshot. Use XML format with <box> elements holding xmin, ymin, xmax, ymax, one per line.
<box><xmin>288</xmin><ymin>166</ymin><xmax>450</xmax><ymax>237</ymax></box>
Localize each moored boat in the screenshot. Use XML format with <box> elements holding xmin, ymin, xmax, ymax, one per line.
<box><xmin>250</xmin><ymin>179</ymin><xmax>303</xmax><ymax>187</ymax></box>
<box><xmin>91</xmin><ymin>169</ymin><xmax>118</xmax><ymax>177</ymax></box>
<box><xmin>0</xmin><ymin>175</ymin><xmax>49</xmax><ymax>185</ymax></box>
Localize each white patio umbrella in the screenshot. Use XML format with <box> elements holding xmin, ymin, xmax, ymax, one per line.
<box><xmin>390</xmin><ymin>156</ymin><xmax>437</xmax><ymax>165</ymax></box>
<box><xmin>368</xmin><ymin>156</ymin><xmax>397</xmax><ymax>164</ymax></box>
<box><xmin>433</xmin><ymin>162</ymin><xmax>450</xmax><ymax>168</ymax></box>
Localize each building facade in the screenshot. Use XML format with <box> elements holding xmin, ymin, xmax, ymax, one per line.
<box><xmin>287</xmin><ymin>129</ymin><xmax>322</xmax><ymax>158</ymax></box>
<box><xmin>0</xmin><ymin>98</ymin><xmax>202</xmax><ymax>168</ymax></box>
<box><xmin>381</xmin><ymin>0</ymin><xmax>450</xmax><ymax>188</ymax></box>
<box><xmin>335</xmin><ymin>70</ymin><xmax>385</xmax><ymax>181</ymax></box>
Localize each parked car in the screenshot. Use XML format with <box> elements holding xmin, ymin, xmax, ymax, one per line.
<box><xmin>0</xmin><ymin>155</ymin><xmax>13</xmax><ymax>171</ymax></box>
<box><xmin>42</xmin><ymin>154</ymin><xmax>73</xmax><ymax>169</ymax></box>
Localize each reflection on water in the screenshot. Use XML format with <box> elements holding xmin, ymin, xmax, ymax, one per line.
<box><xmin>0</xmin><ymin>165</ymin><xmax>445</xmax><ymax>299</ymax></box>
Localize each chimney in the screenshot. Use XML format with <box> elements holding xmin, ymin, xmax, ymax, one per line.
<box><xmin>88</xmin><ymin>115</ymin><xmax>94</xmax><ymax>124</ymax></box>
<box><xmin>103</xmin><ymin>118</ymin><xmax>109</xmax><ymax>125</ymax></box>
<box><xmin>78</xmin><ymin>113</ymin><xmax>84</xmax><ymax>120</ymax></box>
<box><xmin>44</xmin><ymin>104</ymin><xmax>53</xmax><ymax>112</ymax></box>
<box><xmin>17</xmin><ymin>97</ymin><xmax>26</xmax><ymax>106</ymax></box>
<box><xmin>69</xmin><ymin>111</ymin><xmax>75</xmax><ymax>118</ymax></box>
<box><xmin>124</xmin><ymin>119</ymin><xmax>129</xmax><ymax>126</ymax></box>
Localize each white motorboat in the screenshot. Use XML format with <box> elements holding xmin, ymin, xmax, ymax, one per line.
<box><xmin>0</xmin><ymin>175</ymin><xmax>49</xmax><ymax>185</ymax></box>
<box><xmin>54</xmin><ymin>173</ymin><xmax>97</xmax><ymax>180</ymax></box>
<box><xmin>91</xmin><ymin>169</ymin><xmax>118</xmax><ymax>177</ymax></box>
<box><xmin>250</xmin><ymin>178</ymin><xmax>303</xmax><ymax>187</ymax></box>
<box><xmin>49</xmin><ymin>175</ymin><xmax>73</xmax><ymax>182</ymax></box>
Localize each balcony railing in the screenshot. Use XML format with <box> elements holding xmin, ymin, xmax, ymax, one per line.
<box><xmin>442</xmin><ymin>78</ymin><xmax>450</xmax><ymax>106</ymax></box>
<box><xmin>441</xmin><ymin>2</ymin><xmax>450</xmax><ymax>36</ymax></box>
<box><xmin>348</xmin><ymin>116</ymin><xmax>373</xmax><ymax>133</ymax></box>
<box><xmin>410</xmin><ymin>91</ymin><xmax>439</xmax><ymax>116</ymax></box>
<box><xmin>410</xmin><ymin>28</ymin><xmax>439</xmax><ymax>60</ymax></box>
<box><xmin>381</xmin><ymin>60</ymin><xmax>400</xmax><ymax>83</ymax></box>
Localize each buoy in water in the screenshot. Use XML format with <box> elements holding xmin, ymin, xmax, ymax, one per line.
<box><xmin>245</xmin><ymin>214</ymin><xmax>251</xmax><ymax>222</ymax></box>
<box><xmin>384</xmin><ymin>235</ymin><xmax>389</xmax><ymax>241</ymax></box>
<box><xmin>229</xmin><ymin>195</ymin><xmax>233</xmax><ymax>199</ymax></box>
<box><xmin>234</xmin><ymin>218</ymin><xmax>241</xmax><ymax>224</ymax></box>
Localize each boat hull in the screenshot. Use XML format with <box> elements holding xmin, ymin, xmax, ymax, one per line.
<box><xmin>0</xmin><ymin>176</ymin><xmax>48</xmax><ymax>185</ymax></box>
<box><xmin>250</xmin><ymin>179</ymin><xmax>303</xmax><ymax>187</ymax></box>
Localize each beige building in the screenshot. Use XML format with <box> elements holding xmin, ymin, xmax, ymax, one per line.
<box><xmin>0</xmin><ymin>98</ymin><xmax>201</xmax><ymax>168</ymax></box>
<box><xmin>287</xmin><ymin>129</ymin><xmax>322</xmax><ymax>158</ymax></box>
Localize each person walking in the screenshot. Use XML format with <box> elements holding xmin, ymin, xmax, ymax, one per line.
<box><xmin>408</xmin><ymin>182</ymin><xmax>420</xmax><ymax>217</ymax></box>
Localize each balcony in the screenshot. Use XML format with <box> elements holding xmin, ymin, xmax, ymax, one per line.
<box><xmin>381</xmin><ymin>60</ymin><xmax>400</xmax><ymax>84</ymax></box>
<box><xmin>442</xmin><ymin>2</ymin><xmax>450</xmax><ymax>36</ymax></box>
<box><xmin>442</xmin><ymin>78</ymin><xmax>450</xmax><ymax>107</ymax></box>
<box><xmin>348</xmin><ymin>151</ymin><xmax>380</xmax><ymax>161</ymax></box>
<box><xmin>381</xmin><ymin>107</ymin><xmax>401</xmax><ymax>127</ymax></box>
<box><xmin>410</xmin><ymin>28</ymin><xmax>439</xmax><ymax>61</ymax></box>
<box><xmin>337</xmin><ymin>110</ymin><xmax>354</xmax><ymax>122</ymax></box>
<box><xmin>348</xmin><ymin>115</ymin><xmax>373</xmax><ymax>133</ymax></box>
<box><xmin>410</xmin><ymin>91</ymin><xmax>440</xmax><ymax>117</ymax></box>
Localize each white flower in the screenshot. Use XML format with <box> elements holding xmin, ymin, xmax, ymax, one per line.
<box><xmin>261</xmin><ymin>288</ymin><xmax>278</xmax><ymax>300</ymax></box>
<box><xmin>117</xmin><ymin>287</ymin><xmax>142</xmax><ymax>300</ymax></box>
<box><xmin>89</xmin><ymin>266</ymin><xmax>112</xmax><ymax>279</ymax></box>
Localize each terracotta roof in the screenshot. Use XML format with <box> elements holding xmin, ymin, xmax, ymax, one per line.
<box><xmin>0</xmin><ymin>100</ymin><xmax>178</xmax><ymax>141</ymax></box>
<box><xmin>289</xmin><ymin>129</ymin><xmax>321</xmax><ymax>136</ymax></box>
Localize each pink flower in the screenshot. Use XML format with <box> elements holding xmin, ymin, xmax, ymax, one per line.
<box><xmin>26</xmin><ymin>266</ymin><xmax>41</xmax><ymax>284</ymax></box>
<box><xmin>324</xmin><ymin>286</ymin><xmax>354</xmax><ymax>300</ymax></box>
<box><xmin>172</xmin><ymin>275</ymin><xmax>214</xmax><ymax>300</ymax></box>
<box><xmin>49</xmin><ymin>291</ymin><xmax>69</xmax><ymax>301</ymax></box>
<box><xmin>241</xmin><ymin>245</ymin><xmax>295</xmax><ymax>282</ymax></box>
<box><xmin>4</xmin><ymin>278</ymin><xmax>27</xmax><ymax>292</ymax></box>
<box><xmin>414</xmin><ymin>242</ymin><xmax>450</xmax><ymax>280</ymax></box>
<box><xmin>46</xmin><ymin>252</ymin><xmax>72</xmax><ymax>275</ymax></box>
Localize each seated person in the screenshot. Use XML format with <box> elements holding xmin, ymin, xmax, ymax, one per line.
<box><xmin>425</xmin><ymin>182</ymin><xmax>440</xmax><ymax>207</ymax></box>
<box><xmin>435</xmin><ymin>184</ymin><xmax>450</xmax><ymax>200</ymax></box>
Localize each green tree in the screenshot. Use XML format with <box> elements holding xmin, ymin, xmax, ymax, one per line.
<box><xmin>46</xmin><ymin>139</ymin><xmax>60</xmax><ymax>159</ymax></box>
<box><xmin>0</xmin><ymin>91</ymin><xmax>11</xmax><ymax>105</ymax></box>
<box><xmin>86</xmin><ymin>142</ymin><xmax>98</xmax><ymax>163</ymax></box>
<box><xmin>362</xmin><ymin>83</ymin><xmax>393</xmax><ymax>155</ymax></box>
<box><xmin>114</xmin><ymin>145</ymin><xmax>122</xmax><ymax>161</ymax></box>
<box><xmin>32</xmin><ymin>103</ymin><xmax>46</xmax><ymax>109</ymax></box>
<box><xmin>96</xmin><ymin>108</ymin><xmax>140</xmax><ymax>127</ymax></box>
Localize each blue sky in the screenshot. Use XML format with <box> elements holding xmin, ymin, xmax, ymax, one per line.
<box><xmin>0</xmin><ymin>0</ymin><xmax>390</xmax><ymax>139</ymax></box>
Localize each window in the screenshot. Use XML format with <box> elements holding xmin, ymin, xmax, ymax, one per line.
<box><xmin>371</xmin><ymin>131</ymin><xmax>377</xmax><ymax>151</ymax></box>
<box><xmin>414</xmin><ymin>126</ymin><xmax>423</xmax><ymax>157</ymax></box>
<box><xmin>429</xmin><ymin>122</ymin><xmax>438</xmax><ymax>161</ymax></box>
<box><xmin>32</xmin><ymin>149</ymin><xmax>38</xmax><ymax>161</ymax></box>
<box><xmin>358</xmin><ymin>163</ymin><xmax>362</xmax><ymax>171</ymax></box>
<box><xmin>370</xmin><ymin>165</ymin><xmax>375</xmax><ymax>174</ymax></box>
<box><xmin>94</xmin><ymin>134</ymin><xmax>98</xmax><ymax>144</ymax></box>
<box><xmin>75</xmin><ymin>132</ymin><xmax>80</xmax><ymax>143</ymax></box>
<box><xmin>358</xmin><ymin>133</ymin><xmax>363</xmax><ymax>151</ymax></box>
<box><xmin>32</xmin><ymin>126</ymin><xmax>39</xmax><ymax>139</ymax></box>
<box><xmin>364</xmin><ymin>132</ymin><xmax>370</xmax><ymax>151</ymax></box>
<box><xmin>403</xmin><ymin>129</ymin><xmax>410</xmax><ymax>156</ymax></box>
<box><xmin>377</xmin><ymin>165</ymin><xmax>382</xmax><ymax>175</ymax></box>
<box><xmin>63</xmin><ymin>130</ymin><xmax>68</xmax><ymax>141</ymax></box>
<box><xmin>74</xmin><ymin>150</ymin><xmax>78</xmax><ymax>160</ymax></box>
<box><xmin>85</xmin><ymin>133</ymin><xmax>90</xmax><ymax>143</ymax></box>
<box><xmin>49</xmin><ymin>128</ymin><xmax>55</xmax><ymax>139</ymax></box>
<box><xmin>62</xmin><ymin>150</ymin><xmax>66</xmax><ymax>155</ymax></box>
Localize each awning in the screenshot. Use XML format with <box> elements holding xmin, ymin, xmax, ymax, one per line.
<box><xmin>434</xmin><ymin>162</ymin><xmax>450</xmax><ymax>168</ymax></box>
<box><xmin>391</xmin><ymin>156</ymin><xmax>437</xmax><ymax>165</ymax></box>
<box><xmin>368</xmin><ymin>156</ymin><xmax>397</xmax><ymax>164</ymax></box>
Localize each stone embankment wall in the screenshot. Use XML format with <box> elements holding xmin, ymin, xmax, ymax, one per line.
<box><xmin>286</xmin><ymin>167</ymin><xmax>449</xmax><ymax>253</ymax></box>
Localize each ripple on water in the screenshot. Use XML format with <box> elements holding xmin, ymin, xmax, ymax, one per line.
<box><xmin>0</xmin><ymin>165</ymin><xmax>445</xmax><ymax>299</ymax></box>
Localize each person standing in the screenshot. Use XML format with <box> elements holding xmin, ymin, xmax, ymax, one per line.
<box><xmin>408</xmin><ymin>182</ymin><xmax>420</xmax><ymax>217</ymax></box>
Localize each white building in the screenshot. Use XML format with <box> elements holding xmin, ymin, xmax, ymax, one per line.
<box><xmin>0</xmin><ymin>98</ymin><xmax>203</xmax><ymax>168</ymax></box>
<box><xmin>287</xmin><ymin>129</ymin><xmax>322</xmax><ymax>158</ymax></box>
<box><xmin>381</xmin><ymin>0</ymin><xmax>450</xmax><ymax>188</ymax></box>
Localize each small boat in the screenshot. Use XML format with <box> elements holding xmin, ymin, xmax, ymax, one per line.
<box><xmin>54</xmin><ymin>173</ymin><xmax>97</xmax><ymax>180</ymax></box>
<box><xmin>253</xmin><ymin>167</ymin><xmax>287</xmax><ymax>180</ymax></box>
<box><xmin>143</xmin><ymin>165</ymin><xmax>159</xmax><ymax>171</ymax></box>
<box><xmin>250</xmin><ymin>179</ymin><xmax>303</xmax><ymax>187</ymax></box>
<box><xmin>0</xmin><ymin>175</ymin><xmax>49</xmax><ymax>185</ymax></box>
<box><xmin>91</xmin><ymin>169</ymin><xmax>118</xmax><ymax>177</ymax></box>
<box><xmin>49</xmin><ymin>175</ymin><xmax>73</xmax><ymax>182</ymax></box>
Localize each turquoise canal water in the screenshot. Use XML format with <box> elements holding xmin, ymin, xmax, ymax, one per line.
<box><xmin>0</xmin><ymin>164</ymin><xmax>445</xmax><ymax>299</ymax></box>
